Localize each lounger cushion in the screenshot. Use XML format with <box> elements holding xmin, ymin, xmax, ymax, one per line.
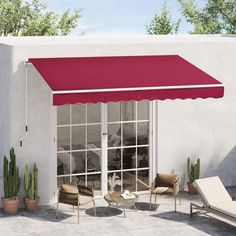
<box><xmin>194</xmin><ymin>176</ymin><xmax>232</xmax><ymax>206</ymax></box>
<box><xmin>211</xmin><ymin>201</ymin><xmax>236</xmax><ymax>219</ymax></box>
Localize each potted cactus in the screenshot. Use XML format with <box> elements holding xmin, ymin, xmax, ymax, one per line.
<box><xmin>24</xmin><ymin>163</ymin><xmax>39</xmax><ymax>212</ymax></box>
<box><xmin>2</xmin><ymin>148</ymin><xmax>21</xmax><ymax>214</ymax></box>
<box><xmin>187</xmin><ymin>157</ymin><xmax>200</xmax><ymax>194</ymax></box>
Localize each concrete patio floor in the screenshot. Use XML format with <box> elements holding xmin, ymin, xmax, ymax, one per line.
<box><xmin>1</xmin><ymin>190</ymin><xmax>236</xmax><ymax>236</ymax></box>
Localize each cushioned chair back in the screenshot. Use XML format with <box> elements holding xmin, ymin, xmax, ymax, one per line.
<box><xmin>59</xmin><ymin>184</ymin><xmax>78</xmax><ymax>206</ymax></box>
<box><xmin>78</xmin><ymin>185</ymin><xmax>94</xmax><ymax>197</ymax></box>
<box><xmin>61</xmin><ymin>184</ymin><xmax>78</xmax><ymax>193</ymax></box>
<box><xmin>155</xmin><ymin>173</ymin><xmax>178</xmax><ymax>188</ymax></box>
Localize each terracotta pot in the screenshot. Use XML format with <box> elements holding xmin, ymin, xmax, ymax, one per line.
<box><xmin>24</xmin><ymin>198</ymin><xmax>40</xmax><ymax>212</ymax></box>
<box><xmin>187</xmin><ymin>182</ymin><xmax>198</xmax><ymax>194</ymax></box>
<box><xmin>2</xmin><ymin>197</ymin><xmax>20</xmax><ymax>215</ymax></box>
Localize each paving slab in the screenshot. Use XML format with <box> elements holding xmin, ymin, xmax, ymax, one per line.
<box><xmin>1</xmin><ymin>191</ymin><xmax>236</xmax><ymax>236</ymax></box>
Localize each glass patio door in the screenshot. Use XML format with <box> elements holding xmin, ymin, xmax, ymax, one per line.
<box><xmin>107</xmin><ymin>101</ymin><xmax>150</xmax><ymax>193</ymax></box>
<box><xmin>57</xmin><ymin>104</ymin><xmax>102</xmax><ymax>195</ymax></box>
<box><xmin>56</xmin><ymin>101</ymin><xmax>151</xmax><ymax>195</ymax></box>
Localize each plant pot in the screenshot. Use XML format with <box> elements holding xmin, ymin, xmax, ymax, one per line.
<box><xmin>24</xmin><ymin>197</ymin><xmax>40</xmax><ymax>212</ymax></box>
<box><xmin>187</xmin><ymin>182</ymin><xmax>198</xmax><ymax>194</ymax></box>
<box><xmin>2</xmin><ymin>197</ymin><xmax>20</xmax><ymax>215</ymax></box>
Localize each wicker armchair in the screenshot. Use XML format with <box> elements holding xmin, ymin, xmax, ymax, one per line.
<box><xmin>56</xmin><ymin>183</ymin><xmax>96</xmax><ymax>223</ymax></box>
<box><xmin>137</xmin><ymin>173</ymin><xmax>180</xmax><ymax>212</ymax></box>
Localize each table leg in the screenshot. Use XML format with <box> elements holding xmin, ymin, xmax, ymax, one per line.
<box><xmin>133</xmin><ymin>203</ymin><xmax>138</xmax><ymax>211</ymax></box>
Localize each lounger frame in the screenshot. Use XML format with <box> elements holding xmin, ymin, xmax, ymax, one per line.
<box><xmin>190</xmin><ymin>202</ymin><xmax>236</xmax><ymax>224</ymax></box>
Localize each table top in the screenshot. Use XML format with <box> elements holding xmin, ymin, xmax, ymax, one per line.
<box><xmin>104</xmin><ymin>192</ymin><xmax>137</xmax><ymax>203</ymax></box>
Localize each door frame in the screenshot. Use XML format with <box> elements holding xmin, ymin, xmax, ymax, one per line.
<box><xmin>52</xmin><ymin>101</ymin><xmax>157</xmax><ymax>199</ymax></box>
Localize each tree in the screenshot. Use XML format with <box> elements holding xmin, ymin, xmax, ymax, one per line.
<box><xmin>146</xmin><ymin>2</ymin><xmax>181</xmax><ymax>35</ymax></box>
<box><xmin>0</xmin><ymin>0</ymin><xmax>82</xmax><ymax>36</ymax></box>
<box><xmin>178</xmin><ymin>0</ymin><xmax>236</xmax><ymax>34</ymax></box>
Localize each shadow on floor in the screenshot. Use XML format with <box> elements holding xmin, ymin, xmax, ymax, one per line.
<box><xmin>86</xmin><ymin>206</ymin><xmax>123</xmax><ymax>217</ymax></box>
<box><xmin>0</xmin><ymin>207</ymin><xmax>72</xmax><ymax>223</ymax></box>
<box><xmin>134</xmin><ymin>202</ymin><xmax>159</xmax><ymax>211</ymax></box>
<box><xmin>151</xmin><ymin>211</ymin><xmax>236</xmax><ymax>235</ymax></box>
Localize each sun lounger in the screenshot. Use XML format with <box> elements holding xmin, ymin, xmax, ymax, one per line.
<box><xmin>190</xmin><ymin>176</ymin><xmax>236</xmax><ymax>223</ymax></box>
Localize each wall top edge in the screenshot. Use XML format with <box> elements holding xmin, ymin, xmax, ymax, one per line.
<box><xmin>0</xmin><ymin>34</ymin><xmax>236</xmax><ymax>47</ymax></box>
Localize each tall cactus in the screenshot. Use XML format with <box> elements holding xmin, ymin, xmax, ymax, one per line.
<box><xmin>187</xmin><ymin>157</ymin><xmax>200</xmax><ymax>183</ymax></box>
<box><xmin>24</xmin><ymin>163</ymin><xmax>38</xmax><ymax>199</ymax></box>
<box><xmin>3</xmin><ymin>148</ymin><xmax>20</xmax><ymax>199</ymax></box>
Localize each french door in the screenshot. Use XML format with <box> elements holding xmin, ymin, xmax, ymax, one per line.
<box><xmin>56</xmin><ymin>101</ymin><xmax>153</xmax><ymax>195</ymax></box>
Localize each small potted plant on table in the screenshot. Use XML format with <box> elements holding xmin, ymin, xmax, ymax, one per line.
<box><xmin>187</xmin><ymin>157</ymin><xmax>200</xmax><ymax>194</ymax></box>
<box><xmin>2</xmin><ymin>148</ymin><xmax>21</xmax><ymax>214</ymax></box>
<box><xmin>24</xmin><ymin>163</ymin><xmax>39</xmax><ymax>212</ymax></box>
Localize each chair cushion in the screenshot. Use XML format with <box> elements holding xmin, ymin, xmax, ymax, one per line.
<box><xmin>61</xmin><ymin>184</ymin><xmax>78</xmax><ymax>194</ymax></box>
<box><xmin>194</xmin><ymin>176</ymin><xmax>232</xmax><ymax>206</ymax></box>
<box><xmin>211</xmin><ymin>201</ymin><xmax>236</xmax><ymax>219</ymax></box>
<box><xmin>155</xmin><ymin>173</ymin><xmax>178</xmax><ymax>188</ymax></box>
<box><xmin>152</xmin><ymin>187</ymin><xmax>174</xmax><ymax>194</ymax></box>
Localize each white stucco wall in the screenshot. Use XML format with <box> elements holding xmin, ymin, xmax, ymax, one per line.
<box><xmin>0</xmin><ymin>35</ymin><xmax>235</xmax><ymax>205</ymax></box>
<box><xmin>0</xmin><ymin>44</ymin><xmax>13</xmax><ymax>200</ymax></box>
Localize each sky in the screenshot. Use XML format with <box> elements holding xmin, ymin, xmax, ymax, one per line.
<box><xmin>45</xmin><ymin>0</ymin><xmax>206</xmax><ymax>35</ymax></box>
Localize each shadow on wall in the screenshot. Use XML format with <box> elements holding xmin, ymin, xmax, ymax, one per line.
<box><xmin>170</xmin><ymin>169</ymin><xmax>186</xmax><ymax>191</ymax></box>
<box><xmin>205</xmin><ymin>145</ymin><xmax>236</xmax><ymax>186</ymax></box>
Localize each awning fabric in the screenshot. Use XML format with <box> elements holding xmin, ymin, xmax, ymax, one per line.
<box><xmin>29</xmin><ymin>55</ymin><xmax>224</xmax><ymax>106</ymax></box>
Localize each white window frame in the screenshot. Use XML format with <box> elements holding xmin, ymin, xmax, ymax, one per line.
<box><xmin>52</xmin><ymin>101</ymin><xmax>157</xmax><ymax>197</ymax></box>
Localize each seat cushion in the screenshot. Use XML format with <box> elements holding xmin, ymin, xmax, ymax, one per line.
<box><xmin>194</xmin><ymin>176</ymin><xmax>232</xmax><ymax>206</ymax></box>
<box><xmin>211</xmin><ymin>201</ymin><xmax>236</xmax><ymax>219</ymax></box>
<box><xmin>152</xmin><ymin>187</ymin><xmax>174</xmax><ymax>194</ymax></box>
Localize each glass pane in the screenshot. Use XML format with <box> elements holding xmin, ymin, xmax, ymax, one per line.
<box><xmin>57</xmin><ymin>127</ymin><xmax>70</xmax><ymax>151</ymax></box>
<box><xmin>72</xmin><ymin>151</ymin><xmax>85</xmax><ymax>174</ymax></box>
<box><xmin>108</xmin><ymin>149</ymin><xmax>121</xmax><ymax>171</ymax></box>
<box><xmin>57</xmin><ymin>176</ymin><xmax>70</xmax><ymax>188</ymax></box>
<box><xmin>87</xmin><ymin>150</ymin><xmax>101</xmax><ymax>172</ymax></box>
<box><xmin>87</xmin><ymin>104</ymin><xmax>101</xmax><ymax>123</ymax></box>
<box><xmin>72</xmin><ymin>126</ymin><xmax>86</xmax><ymax>150</ymax></box>
<box><xmin>107</xmin><ymin>172</ymin><xmax>121</xmax><ymax>192</ymax></box>
<box><xmin>57</xmin><ymin>105</ymin><xmax>70</xmax><ymax>125</ymax></box>
<box><xmin>108</xmin><ymin>102</ymin><xmax>121</xmax><ymax>122</ymax></box>
<box><xmin>137</xmin><ymin>101</ymin><xmax>149</xmax><ymax>120</ymax></box>
<box><xmin>137</xmin><ymin>170</ymin><xmax>149</xmax><ymax>191</ymax></box>
<box><xmin>122</xmin><ymin>101</ymin><xmax>136</xmax><ymax>121</ymax></box>
<box><xmin>108</xmin><ymin>124</ymin><xmax>121</xmax><ymax>147</ymax></box>
<box><xmin>123</xmin><ymin>171</ymin><xmax>136</xmax><ymax>192</ymax></box>
<box><xmin>72</xmin><ymin>104</ymin><xmax>85</xmax><ymax>124</ymax></box>
<box><xmin>73</xmin><ymin>175</ymin><xmax>85</xmax><ymax>186</ymax></box>
<box><xmin>123</xmin><ymin>123</ymin><xmax>136</xmax><ymax>146</ymax></box>
<box><xmin>87</xmin><ymin>174</ymin><xmax>101</xmax><ymax>190</ymax></box>
<box><xmin>87</xmin><ymin>125</ymin><xmax>101</xmax><ymax>148</ymax></box>
<box><xmin>137</xmin><ymin>147</ymin><xmax>149</xmax><ymax>168</ymax></box>
<box><xmin>57</xmin><ymin>152</ymin><xmax>70</xmax><ymax>175</ymax></box>
<box><xmin>123</xmin><ymin>148</ymin><xmax>136</xmax><ymax>169</ymax></box>
<box><xmin>137</xmin><ymin>122</ymin><xmax>149</xmax><ymax>145</ymax></box>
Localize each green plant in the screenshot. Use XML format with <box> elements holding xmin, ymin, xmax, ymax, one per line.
<box><xmin>3</xmin><ymin>148</ymin><xmax>20</xmax><ymax>199</ymax></box>
<box><xmin>24</xmin><ymin>163</ymin><xmax>38</xmax><ymax>199</ymax></box>
<box><xmin>187</xmin><ymin>157</ymin><xmax>200</xmax><ymax>183</ymax></box>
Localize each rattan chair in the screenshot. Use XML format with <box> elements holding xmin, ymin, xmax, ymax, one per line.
<box><xmin>137</xmin><ymin>173</ymin><xmax>180</xmax><ymax>212</ymax></box>
<box><xmin>56</xmin><ymin>183</ymin><xmax>96</xmax><ymax>223</ymax></box>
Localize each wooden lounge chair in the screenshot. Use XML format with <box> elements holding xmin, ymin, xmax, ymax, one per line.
<box><xmin>56</xmin><ymin>183</ymin><xmax>96</xmax><ymax>223</ymax></box>
<box><xmin>190</xmin><ymin>176</ymin><xmax>236</xmax><ymax>224</ymax></box>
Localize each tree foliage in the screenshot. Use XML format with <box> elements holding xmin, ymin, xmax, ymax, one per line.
<box><xmin>178</xmin><ymin>0</ymin><xmax>236</xmax><ymax>34</ymax></box>
<box><xmin>0</xmin><ymin>0</ymin><xmax>82</xmax><ymax>36</ymax></box>
<box><xmin>146</xmin><ymin>2</ymin><xmax>180</xmax><ymax>35</ymax></box>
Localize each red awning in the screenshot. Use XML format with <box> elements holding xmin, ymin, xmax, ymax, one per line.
<box><xmin>29</xmin><ymin>55</ymin><xmax>224</xmax><ymax>105</ymax></box>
